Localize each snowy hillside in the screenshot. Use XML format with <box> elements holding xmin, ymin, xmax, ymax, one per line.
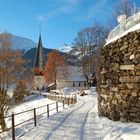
<box><xmin>11</xmin><ymin>35</ymin><xmax>37</xmax><ymax>51</ymax></box>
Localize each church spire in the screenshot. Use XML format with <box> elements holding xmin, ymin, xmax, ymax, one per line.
<box><xmin>34</xmin><ymin>33</ymin><xmax>44</xmax><ymax>74</ymax></box>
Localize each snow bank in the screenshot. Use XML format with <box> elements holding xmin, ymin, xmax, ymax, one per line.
<box><xmin>106</xmin><ymin>23</ymin><xmax>140</xmax><ymax>45</ymax></box>
<box><xmin>102</xmin><ymin>117</ymin><xmax>140</xmax><ymax>140</ymax></box>
<box><xmin>60</xmin><ymin>87</ymin><xmax>80</xmax><ymax>95</ymax></box>
<box><xmin>49</xmin><ymin>87</ymin><xmax>80</xmax><ymax>95</ymax></box>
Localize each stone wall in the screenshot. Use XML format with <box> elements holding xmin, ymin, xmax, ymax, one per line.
<box><xmin>98</xmin><ymin>30</ymin><xmax>140</xmax><ymax>122</ymax></box>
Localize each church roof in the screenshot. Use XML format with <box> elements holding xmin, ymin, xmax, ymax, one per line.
<box><xmin>34</xmin><ymin>34</ymin><xmax>44</xmax><ymax>71</ymax></box>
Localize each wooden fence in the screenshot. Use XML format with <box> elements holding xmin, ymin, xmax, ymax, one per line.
<box><xmin>46</xmin><ymin>93</ymin><xmax>77</xmax><ymax>105</ymax></box>
<box><xmin>0</xmin><ymin>95</ymin><xmax>77</xmax><ymax>140</ymax></box>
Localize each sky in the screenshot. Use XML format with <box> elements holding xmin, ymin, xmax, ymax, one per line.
<box><xmin>0</xmin><ymin>0</ymin><xmax>140</xmax><ymax>49</ymax></box>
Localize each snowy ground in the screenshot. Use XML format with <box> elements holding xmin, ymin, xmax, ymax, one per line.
<box><xmin>45</xmin><ymin>87</ymin><xmax>96</xmax><ymax>96</ymax></box>
<box><xmin>8</xmin><ymin>88</ymin><xmax>140</xmax><ymax>140</ymax></box>
<box><xmin>0</xmin><ymin>89</ymin><xmax>140</xmax><ymax>140</ymax></box>
<box><xmin>48</xmin><ymin>87</ymin><xmax>80</xmax><ymax>95</ymax></box>
<box><xmin>0</xmin><ymin>95</ymin><xmax>65</xmax><ymax>140</ymax></box>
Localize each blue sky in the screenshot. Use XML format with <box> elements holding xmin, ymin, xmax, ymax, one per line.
<box><xmin>0</xmin><ymin>0</ymin><xmax>140</xmax><ymax>49</ymax></box>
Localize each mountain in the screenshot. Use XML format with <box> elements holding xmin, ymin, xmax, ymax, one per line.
<box><xmin>11</xmin><ymin>35</ymin><xmax>37</xmax><ymax>51</ymax></box>
<box><xmin>23</xmin><ymin>47</ymin><xmax>53</xmax><ymax>68</ymax></box>
<box><xmin>9</xmin><ymin>35</ymin><xmax>80</xmax><ymax>68</ymax></box>
<box><xmin>23</xmin><ymin>47</ymin><xmax>80</xmax><ymax>68</ymax></box>
<box><xmin>59</xmin><ymin>44</ymin><xmax>82</xmax><ymax>65</ymax></box>
<box><xmin>59</xmin><ymin>44</ymin><xmax>81</xmax><ymax>60</ymax></box>
<box><xmin>59</xmin><ymin>44</ymin><xmax>72</xmax><ymax>53</ymax></box>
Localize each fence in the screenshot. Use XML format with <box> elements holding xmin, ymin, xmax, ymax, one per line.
<box><xmin>107</xmin><ymin>11</ymin><xmax>140</xmax><ymax>43</ymax></box>
<box><xmin>0</xmin><ymin>95</ymin><xmax>77</xmax><ymax>140</ymax></box>
<box><xmin>46</xmin><ymin>93</ymin><xmax>77</xmax><ymax>105</ymax></box>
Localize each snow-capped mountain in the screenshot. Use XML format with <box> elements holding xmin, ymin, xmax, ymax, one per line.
<box><xmin>68</xmin><ymin>47</ymin><xmax>81</xmax><ymax>56</ymax></box>
<box><xmin>60</xmin><ymin>44</ymin><xmax>72</xmax><ymax>53</ymax></box>
<box><xmin>59</xmin><ymin>43</ymin><xmax>82</xmax><ymax>59</ymax></box>
<box><xmin>11</xmin><ymin>35</ymin><xmax>37</xmax><ymax>52</ymax></box>
<box><xmin>4</xmin><ymin>35</ymin><xmax>80</xmax><ymax>67</ymax></box>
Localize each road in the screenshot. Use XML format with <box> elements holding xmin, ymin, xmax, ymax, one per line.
<box><xmin>18</xmin><ymin>94</ymin><xmax>103</xmax><ymax>140</ymax></box>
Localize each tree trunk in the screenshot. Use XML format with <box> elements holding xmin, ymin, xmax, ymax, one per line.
<box><xmin>0</xmin><ymin>112</ymin><xmax>6</xmax><ymax>131</ymax></box>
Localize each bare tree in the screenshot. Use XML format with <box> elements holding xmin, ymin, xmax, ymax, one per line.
<box><xmin>115</xmin><ymin>0</ymin><xmax>133</xmax><ymax>17</ymax></box>
<box><xmin>73</xmin><ymin>24</ymin><xmax>108</xmax><ymax>85</ymax></box>
<box><xmin>110</xmin><ymin>0</ymin><xmax>134</xmax><ymax>26</ymax></box>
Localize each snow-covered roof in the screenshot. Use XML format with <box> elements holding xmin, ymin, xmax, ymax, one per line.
<box><xmin>48</xmin><ymin>83</ymin><xmax>55</xmax><ymax>87</ymax></box>
<box><xmin>57</xmin><ymin>66</ymin><xmax>86</xmax><ymax>82</ymax></box>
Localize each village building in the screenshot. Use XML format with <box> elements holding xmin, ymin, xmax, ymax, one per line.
<box><xmin>56</xmin><ymin>66</ymin><xmax>87</xmax><ymax>89</ymax></box>
<box><xmin>33</xmin><ymin>34</ymin><xmax>45</xmax><ymax>90</ymax></box>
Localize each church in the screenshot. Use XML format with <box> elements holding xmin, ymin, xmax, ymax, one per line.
<box><xmin>33</xmin><ymin>34</ymin><xmax>46</xmax><ymax>90</ymax></box>
<box><xmin>33</xmin><ymin>34</ymin><xmax>93</xmax><ymax>91</ymax></box>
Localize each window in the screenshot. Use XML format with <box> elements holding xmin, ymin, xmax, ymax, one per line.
<box><xmin>73</xmin><ymin>82</ymin><xmax>75</xmax><ymax>87</ymax></box>
<box><xmin>79</xmin><ymin>82</ymin><xmax>81</xmax><ymax>87</ymax></box>
<box><xmin>84</xmin><ymin>82</ymin><xmax>86</xmax><ymax>87</ymax></box>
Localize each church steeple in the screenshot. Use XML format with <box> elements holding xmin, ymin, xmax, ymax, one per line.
<box><xmin>34</xmin><ymin>34</ymin><xmax>44</xmax><ymax>73</ymax></box>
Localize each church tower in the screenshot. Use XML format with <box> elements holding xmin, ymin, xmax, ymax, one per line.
<box><xmin>33</xmin><ymin>34</ymin><xmax>45</xmax><ymax>90</ymax></box>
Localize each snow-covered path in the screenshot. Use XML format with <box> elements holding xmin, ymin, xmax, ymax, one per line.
<box><xmin>18</xmin><ymin>95</ymin><xmax>103</xmax><ymax>140</ymax></box>
<box><xmin>16</xmin><ymin>91</ymin><xmax>140</xmax><ymax>140</ymax></box>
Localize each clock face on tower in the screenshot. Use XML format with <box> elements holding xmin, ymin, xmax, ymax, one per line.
<box><xmin>34</xmin><ymin>76</ymin><xmax>45</xmax><ymax>90</ymax></box>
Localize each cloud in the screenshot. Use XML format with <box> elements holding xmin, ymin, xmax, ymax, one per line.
<box><xmin>36</xmin><ymin>0</ymin><xmax>80</xmax><ymax>22</ymax></box>
<box><xmin>37</xmin><ymin>15</ymin><xmax>47</xmax><ymax>21</ymax></box>
<box><xmin>60</xmin><ymin>6</ymin><xmax>77</xmax><ymax>13</ymax></box>
<box><xmin>57</xmin><ymin>0</ymin><xmax>80</xmax><ymax>13</ymax></box>
<box><xmin>75</xmin><ymin>0</ymin><xmax>111</xmax><ymax>21</ymax></box>
<box><xmin>36</xmin><ymin>9</ymin><xmax>57</xmax><ymax>22</ymax></box>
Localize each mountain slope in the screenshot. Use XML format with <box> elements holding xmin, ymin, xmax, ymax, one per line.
<box><xmin>11</xmin><ymin>35</ymin><xmax>37</xmax><ymax>51</ymax></box>
<box><xmin>9</xmin><ymin>35</ymin><xmax>80</xmax><ymax>68</ymax></box>
<box><xmin>23</xmin><ymin>47</ymin><xmax>53</xmax><ymax>68</ymax></box>
<box><xmin>23</xmin><ymin>47</ymin><xmax>80</xmax><ymax>68</ymax></box>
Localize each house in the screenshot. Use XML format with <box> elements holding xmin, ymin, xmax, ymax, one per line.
<box><xmin>56</xmin><ymin>66</ymin><xmax>87</xmax><ymax>89</ymax></box>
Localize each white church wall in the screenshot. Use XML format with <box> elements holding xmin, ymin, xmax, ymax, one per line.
<box><xmin>56</xmin><ymin>81</ymin><xmax>87</xmax><ymax>89</ymax></box>
<box><xmin>56</xmin><ymin>66</ymin><xmax>87</xmax><ymax>89</ymax></box>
